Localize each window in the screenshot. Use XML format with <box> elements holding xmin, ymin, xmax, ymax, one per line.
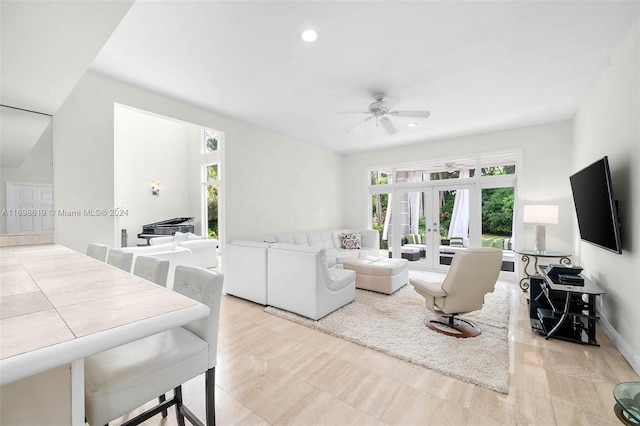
<box><xmin>202</xmin><ymin>164</ymin><xmax>219</xmax><ymax>239</ymax></box>
<box><xmin>370</xmin><ymin>169</ymin><xmax>392</xmax><ymax>185</ymax></box>
<box><xmin>368</xmin><ymin>152</ymin><xmax>518</xmax><ymax>271</ymax></box>
<box><xmin>202</xmin><ymin>129</ymin><xmax>219</xmax><ymax>154</ymax></box>
<box><xmin>395</xmin><ymin>159</ymin><xmax>476</xmax><ymax>182</ymax></box>
<box><xmin>480</xmin><ymin>154</ymin><xmax>516</xmax><ymax>176</ymax></box>
<box><xmin>200</xmin><ymin>128</ymin><xmax>223</xmax><ymax>241</ymax></box>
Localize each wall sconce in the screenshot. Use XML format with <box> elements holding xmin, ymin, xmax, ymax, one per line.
<box><xmin>523</xmin><ymin>204</ymin><xmax>559</xmax><ymax>252</ymax></box>
<box><xmin>151</xmin><ymin>180</ymin><xmax>161</xmax><ymax>196</ymax></box>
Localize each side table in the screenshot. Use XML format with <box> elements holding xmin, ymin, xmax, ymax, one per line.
<box><xmin>515</xmin><ymin>250</ymin><xmax>571</xmax><ymax>291</ymax></box>
<box><xmin>614</xmin><ymin>382</ymin><xmax>640</xmax><ymax>425</ymax></box>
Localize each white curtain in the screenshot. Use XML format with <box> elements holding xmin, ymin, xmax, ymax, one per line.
<box><xmin>448</xmin><ymin>170</ymin><xmax>470</xmax><ymax>239</ymax></box>
<box><xmin>382</xmin><ymin>193</ymin><xmax>392</xmax><ymax>240</ymax></box>
<box><xmin>408</xmin><ymin>172</ymin><xmax>421</xmax><ymax>234</ymax></box>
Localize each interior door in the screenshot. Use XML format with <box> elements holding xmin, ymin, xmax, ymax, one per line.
<box><xmin>5</xmin><ymin>182</ymin><xmax>54</xmax><ymax>235</ymax></box>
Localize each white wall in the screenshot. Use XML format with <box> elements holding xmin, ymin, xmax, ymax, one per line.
<box><xmin>342</xmin><ymin>120</ymin><xmax>575</xmax><ymax>254</ymax></box>
<box><xmin>54</xmin><ymin>71</ymin><xmax>344</xmax><ymax>252</ymax></box>
<box><xmin>114</xmin><ymin>105</ymin><xmax>195</xmax><ymax>246</ymax></box>
<box><xmin>186</xmin><ymin>126</ymin><xmax>204</xmax><ymax>236</ymax></box>
<box><xmin>0</xmin><ymin>123</ymin><xmax>53</xmax><ymax>234</ymax></box>
<box><xmin>573</xmin><ymin>20</ymin><xmax>640</xmax><ymax>372</ymax></box>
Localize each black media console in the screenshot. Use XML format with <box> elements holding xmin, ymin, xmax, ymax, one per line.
<box><xmin>529</xmin><ymin>265</ymin><xmax>605</xmax><ymax>346</ymax></box>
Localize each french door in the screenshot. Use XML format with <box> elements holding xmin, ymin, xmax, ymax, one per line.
<box><xmin>393</xmin><ymin>183</ymin><xmax>475</xmax><ymax>271</ymax></box>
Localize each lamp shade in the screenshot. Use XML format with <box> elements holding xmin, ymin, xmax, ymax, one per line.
<box><xmin>523</xmin><ymin>205</ymin><xmax>559</xmax><ymax>225</ymax></box>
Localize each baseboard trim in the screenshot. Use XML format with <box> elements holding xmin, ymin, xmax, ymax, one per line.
<box><xmin>599</xmin><ymin>314</ymin><xmax>640</xmax><ymax>375</ymax></box>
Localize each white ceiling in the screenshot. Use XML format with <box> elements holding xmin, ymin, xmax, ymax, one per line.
<box><xmin>1</xmin><ymin>1</ymin><xmax>133</xmax><ymax>165</ymax></box>
<box><xmin>89</xmin><ymin>1</ymin><xmax>639</xmax><ymax>154</ymax></box>
<box><xmin>10</xmin><ymin>1</ymin><xmax>636</xmax><ymax>156</ymax></box>
<box><xmin>1</xmin><ymin>0</ymin><xmax>134</xmax><ymax>114</ymax></box>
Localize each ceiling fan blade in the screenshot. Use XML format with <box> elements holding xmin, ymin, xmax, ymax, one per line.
<box><xmin>344</xmin><ymin>116</ymin><xmax>372</xmax><ymax>133</ymax></box>
<box><xmin>338</xmin><ymin>111</ymin><xmax>370</xmax><ymax>115</ymax></box>
<box><xmin>379</xmin><ymin>116</ymin><xmax>396</xmax><ymax>135</ymax></box>
<box><xmin>389</xmin><ymin>110</ymin><xmax>431</xmax><ymax>119</ymax></box>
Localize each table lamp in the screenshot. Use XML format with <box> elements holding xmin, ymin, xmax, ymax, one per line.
<box><xmin>523</xmin><ymin>205</ymin><xmax>559</xmax><ymax>252</ymax></box>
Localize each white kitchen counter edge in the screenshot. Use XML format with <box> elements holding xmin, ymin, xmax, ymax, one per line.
<box><xmin>0</xmin><ymin>302</ymin><xmax>210</xmax><ymax>385</ymax></box>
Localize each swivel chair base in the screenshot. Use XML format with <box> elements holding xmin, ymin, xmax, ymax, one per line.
<box><xmin>424</xmin><ymin>314</ymin><xmax>482</xmax><ymax>338</ymax></box>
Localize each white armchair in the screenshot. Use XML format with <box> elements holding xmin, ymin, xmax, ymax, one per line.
<box><xmin>150</xmin><ymin>232</ymin><xmax>219</xmax><ymax>268</ymax></box>
<box><xmin>410</xmin><ymin>247</ymin><xmax>503</xmax><ymax>337</ymax></box>
<box><xmin>267</xmin><ymin>243</ymin><xmax>356</xmax><ymax>320</ymax></box>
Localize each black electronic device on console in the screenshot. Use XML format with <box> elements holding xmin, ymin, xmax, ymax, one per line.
<box><xmin>557</xmin><ymin>274</ymin><xmax>585</xmax><ymax>286</ymax></box>
<box><xmin>544</xmin><ymin>264</ymin><xmax>583</xmax><ymax>277</ymax></box>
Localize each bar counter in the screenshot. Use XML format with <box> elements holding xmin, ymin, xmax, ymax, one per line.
<box><xmin>0</xmin><ymin>244</ymin><xmax>210</xmax><ymax>425</ymax></box>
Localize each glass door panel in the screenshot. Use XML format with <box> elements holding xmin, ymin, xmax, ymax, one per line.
<box><xmin>436</xmin><ymin>187</ymin><xmax>471</xmax><ymax>272</ymax></box>
<box><xmin>392</xmin><ymin>189</ymin><xmax>435</xmax><ymax>268</ymax></box>
<box><xmin>371</xmin><ymin>191</ymin><xmax>392</xmax><ymax>258</ymax></box>
<box><xmin>481</xmin><ymin>186</ymin><xmax>515</xmax><ymax>272</ymax></box>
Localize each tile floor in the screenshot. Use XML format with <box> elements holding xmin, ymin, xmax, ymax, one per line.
<box><xmin>112</xmin><ymin>273</ymin><xmax>640</xmax><ymax>426</ymax></box>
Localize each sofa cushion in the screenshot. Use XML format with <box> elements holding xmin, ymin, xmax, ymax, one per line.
<box><xmin>326</xmin><ymin>248</ymin><xmax>359</xmax><ymax>264</ymax></box>
<box><xmin>275</xmin><ymin>234</ymin><xmax>295</xmax><ymax>244</ymax></box>
<box><xmin>305</xmin><ymin>231</ymin><xmax>333</xmax><ymax>249</ymax></box>
<box><xmin>343</xmin><ymin>257</ymin><xmax>408</xmax><ymax>276</ymax></box>
<box><xmin>327</xmin><ymin>269</ymin><xmax>356</xmax><ymax>291</ymax></box>
<box><xmin>450</xmin><ymin>236</ymin><xmax>464</xmax><ymax>247</ymax></box>
<box><xmin>341</xmin><ymin>232</ymin><xmax>361</xmax><ymax>249</ymax></box>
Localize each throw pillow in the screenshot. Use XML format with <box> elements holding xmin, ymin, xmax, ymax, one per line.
<box><xmin>341</xmin><ymin>233</ymin><xmax>361</xmax><ymax>250</ymax></box>
<box><xmin>492</xmin><ymin>238</ymin><xmax>504</xmax><ymax>249</ymax></box>
<box><xmin>482</xmin><ymin>238</ymin><xmax>494</xmax><ymax>248</ymax></box>
<box><xmin>406</xmin><ymin>234</ymin><xmax>415</xmax><ymax>244</ymax></box>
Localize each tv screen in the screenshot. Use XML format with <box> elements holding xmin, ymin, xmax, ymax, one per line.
<box><xmin>569</xmin><ymin>156</ymin><xmax>622</xmax><ymax>254</ymax></box>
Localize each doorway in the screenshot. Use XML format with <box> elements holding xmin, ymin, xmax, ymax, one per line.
<box><xmin>393</xmin><ymin>183</ymin><xmax>474</xmax><ymax>271</ymax></box>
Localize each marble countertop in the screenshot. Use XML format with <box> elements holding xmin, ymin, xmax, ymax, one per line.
<box><xmin>0</xmin><ymin>244</ymin><xmax>210</xmax><ymax>385</ymax></box>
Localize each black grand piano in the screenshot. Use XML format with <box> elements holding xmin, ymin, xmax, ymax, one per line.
<box><xmin>137</xmin><ymin>217</ymin><xmax>195</xmax><ymax>245</ymax></box>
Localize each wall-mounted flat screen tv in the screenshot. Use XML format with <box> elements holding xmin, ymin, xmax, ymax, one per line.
<box><xmin>569</xmin><ymin>156</ymin><xmax>622</xmax><ymax>254</ymax></box>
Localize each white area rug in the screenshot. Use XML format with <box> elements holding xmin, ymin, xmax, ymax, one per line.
<box><xmin>265</xmin><ymin>271</ymin><xmax>511</xmax><ymax>393</ymax></box>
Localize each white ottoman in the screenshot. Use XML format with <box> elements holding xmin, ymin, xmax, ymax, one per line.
<box><xmin>342</xmin><ymin>256</ymin><xmax>409</xmax><ymax>294</ymax></box>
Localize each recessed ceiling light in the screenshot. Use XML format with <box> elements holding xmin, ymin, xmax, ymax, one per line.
<box><xmin>301</xmin><ymin>29</ymin><xmax>320</xmax><ymax>43</ymax></box>
<box><xmin>407</xmin><ymin>123</ymin><xmax>418</xmax><ymax>128</ymax></box>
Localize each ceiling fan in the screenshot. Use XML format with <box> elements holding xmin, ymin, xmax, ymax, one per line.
<box><xmin>431</xmin><ymin>161</ymin><xmax>475</xmax><ymax>174</ymax></box>
<box><xmin>342</xmin><ymin>93</ymin><xmax>430</xmax><ymax>135</ymax></box>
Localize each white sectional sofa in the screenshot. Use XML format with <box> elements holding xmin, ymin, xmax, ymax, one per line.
<box><xmin>267</xmin><ymin>243</ymin><xmax>356</xmax><ymax>320</ymax></box>
<box><xmin>225</xmin><ymin>229</ymin><xmax>378</xmax><ymax>317</ymax></box>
